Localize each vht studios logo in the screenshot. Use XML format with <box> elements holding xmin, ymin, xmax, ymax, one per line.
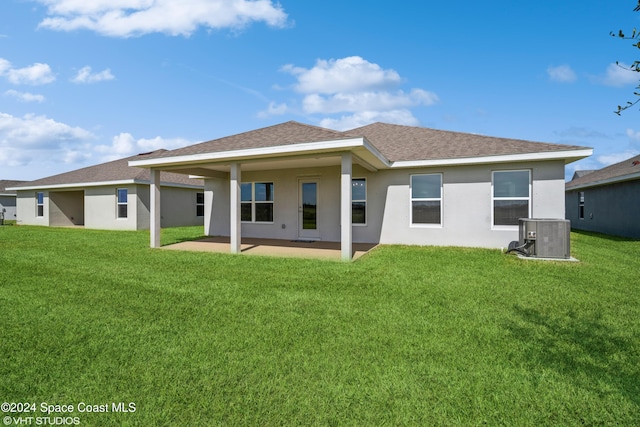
<box><xmin>111</xmin><ymin>403</ymin><xmax>136</xmax><ymax>413</ymax></box>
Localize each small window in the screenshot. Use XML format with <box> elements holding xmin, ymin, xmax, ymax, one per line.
<box><xmin>36</xmin><ymin>192</ymin><xmax>44</xmax><ymax>217</ymax></box>
<box><xmin>196</xmin><ymin>192</ymin><xmax>205</xmax><ymax>217</ymax></box>
<box><xmin>241</xmin><ymin>182</ymin><xmax>274</xmax><ymax>223</ymax></box>
<box><xmin>352</xmin><ymin>178</ymin><xmax>366</xmax><ymax>225</ymax></box>
<box><xmin>492</xmin><ymin>170</ymin><xmax>530</xmax><ymax>226</ymax></box>
<box><xmin>411</xmin><ymin>174</ymin><xmax>442</xmax><ymax>225</ymax></box>
<box><xmin>578</xmin><ymin>192</ymin><xmax>585</xmax><ymax>220</ymax></box>
<box><xmin>117</xmin><ymin>188</ymin><xmax>128</xmax><ymax>219</ymax></box>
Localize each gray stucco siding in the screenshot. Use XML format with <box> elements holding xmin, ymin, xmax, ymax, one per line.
<box><xmin>0</xmin><ymin>195</ymin><xmax>18</xmax><ymax>221</ymax></box>
<box><xmin>16</xmin><ymin>184</ymin><xmax>203</xmax><ymax>230</ymax></box>
<box><xmin>203</xmin><ymin>159</ymin><xmax>567</xmax><ymax>249</ymax></box>
<box><xmin>16</xmin><ymin>191</ymin><xmax>48</xmax><ymax>226</ymax></box>
<box><xmin>566</xmin><ymin>179</ymin><xmax>640</xmax><ymax>238</ymax></box>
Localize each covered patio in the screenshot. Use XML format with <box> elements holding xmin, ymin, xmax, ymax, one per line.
<box><xmin>129</xmin><ymin>122</ymin><xmax>390</xmax><ymax>261</ymax></box>
<box><xmin>162</xmin><ymin>236</ymin><xmax>377</xmax><ymax>261</ymax></box>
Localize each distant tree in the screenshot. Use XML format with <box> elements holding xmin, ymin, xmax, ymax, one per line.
<box><xmin>611</xmin><ymin>1</ymin><xmax>640</xmax><ymax>114</ymax></box>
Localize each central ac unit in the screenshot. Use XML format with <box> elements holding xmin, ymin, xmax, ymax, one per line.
<box><xmin>508</xmin><ymin>218</ymin><xmax>571</xmax><ymax>259</ymax></box>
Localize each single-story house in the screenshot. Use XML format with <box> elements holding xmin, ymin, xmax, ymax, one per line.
<box><xmin>565</xmin><ymin>153</ymin><xmax>640</xmax><ymax>238</ymax></box>
<box><xmin>129</xmin><ymin>121</ymin><xmax>592</xmax><ymax>260</ymax></box>
<box><xmin>0</xmin><ymin>180</ymin><xmax>27</xmax><ymax>222</ymax></box>
<box><xmin>8</xmin><ymin>150</ymin><xmax>204</xmax><ymax>230</ymax></box>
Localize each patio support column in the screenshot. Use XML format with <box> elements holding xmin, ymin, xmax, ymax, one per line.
<box><xmin>150</xmin><ymin>168</ymin><xmax>161</xmax><ymax>248</ymax></box>
<box><xmin>230</xmin><ymin>162</ymin><xmax>241</xmax><ymax>254</ymax></box>
<box><xmin>341</xmin><ymin>152</ymin><xmax>352</xmax><ymax>261</ymax></box>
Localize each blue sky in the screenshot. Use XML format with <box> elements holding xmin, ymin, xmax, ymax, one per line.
<box><xmin>1</xmin><ymin>0</ymin><xmax>640</xmax><ymax>180</ymax></box>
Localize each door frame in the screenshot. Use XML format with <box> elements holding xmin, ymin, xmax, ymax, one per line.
<box><xmin>297</xmin><ymin>178</ymin><xmax>320</xmax><ymax>240</ymax></box>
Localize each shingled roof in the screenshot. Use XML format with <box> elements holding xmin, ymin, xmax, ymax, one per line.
<box><xmin>142</xmin><ymin>121</ymin><xmax>589</xmax><ymax>165</ymax></box>
<box><xmin>150</xmin><ymin>121</ymin><xmax>354</xmax><ymax>159</ymax></box>
<box><xmin>349</xmin><ymin>122</ymin><xmax>589</xmax><ymax>162</ymax></box>
<box><xmin>0</xmin><ymin>180</ymin><xmax>27</xmax><ymax>195</ymax></box>
<box><xmin>9</xmin><ymin>150</ymin><xmax>202</xmax><ymax>190</ymax></box>
<box><xmin>566</xmin><ymin>153</ymin><xmax>640</xmax><ymax>190</ymax></box>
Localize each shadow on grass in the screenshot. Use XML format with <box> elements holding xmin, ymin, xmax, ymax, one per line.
<box><xmin>571</xmin><ymin>229</ymin><xmax>640</xmax><ymax>242</ymax></box>
<box><xmin>505</xmin><ymin>305</ymin><xmax>640</xmax><ymax>407</ymax></box>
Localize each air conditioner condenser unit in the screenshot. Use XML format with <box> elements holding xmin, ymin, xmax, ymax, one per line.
<box><xmin>507</xmin><ymin>218</ymin><xmax>571</xmax><ymax>259</ymax></box>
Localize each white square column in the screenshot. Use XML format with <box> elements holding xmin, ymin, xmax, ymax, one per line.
<box><xmin>150</xmin><ymin>168</ymin><xmax>161</xmax><ymax>248</ymax></box>
<box><xmin>230</xmin><ymin>163</ymin><xmax>242</xmax><ymax>254</ymax></box>
<box><xmin>341</xmin><ymin>152</ymin><xmax>352</xmax><ymax>261</ymax></box>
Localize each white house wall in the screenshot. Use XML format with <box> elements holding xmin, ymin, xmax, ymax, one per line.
<box><xmin>138</xmin><ymin>185</ymin><xmax>203</xmax><ymax>229</ymax></box>
<box><xmin>85</xmin><ymin>185</ymin><xmax>138</xmax><ymax>230</ymax></box>
<box><xmin>17</xmin><ymin>184</ymin><xmax>203</xmax><ymax>230</ymax></box>
<box><xmin>206</xmin><ymin>165</ymin><xmax>345</xmax><ymax>241</ymax></box>
<box><xmin>204</xmin><ymin>160</ymin><xmax>566</xmax><ymax>249</ymax></box>
<box><xmin>0</xmin><ymin>196</ymin><xmax>18</xmax><ymax>222</ymax></box>
<box><xmin>376</xmin><ymin>160</ymin><xmax>566</xmax><ymax>248</ymax></box>
<box><xmin>16</xmin><ymin>191</ymin><xmax>48</xmax><ymax>226</ymax></box>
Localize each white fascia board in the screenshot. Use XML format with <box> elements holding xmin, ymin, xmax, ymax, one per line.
<box><xmin>390</xmin><ymin>149</ymin><xmax>594</xmax><ymax>169</ymax></box>
<box><xmin>7</xmin><ymin>180</ymin><xmax>138</xmax><ymax>191</ymax></box>
<box><xmin>128</xmin><ymin>137</ymin><xmax>374</xmax><ymax>168</ymax></box>
<box><xmin>566</xmin><ymin>171</ymin><xmax>640</xmax><ymax>191</ymax></box>
<box><xmin>7</xmin><ymin>179</ymin><xmax>203</xmax><ymax>191</ymax></box>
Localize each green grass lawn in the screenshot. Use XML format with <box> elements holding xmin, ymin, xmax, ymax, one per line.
<box><xmin>0</xmin><ymin>226</ymin><xmax>638</xmax><ymax>426</ymax></box>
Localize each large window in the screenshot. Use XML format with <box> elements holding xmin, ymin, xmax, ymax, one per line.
<box><xmin>196</xmin><ymin>192</ymin><xmax>205</xmax><ymax>217</ymax></box>
<box><xmin>352</xmin><ymin>178</ymin><xmax>366</xmax><ymax>225</ymax></box>
<box><xmin>578</xmin><ymin>192</ymin><xmax>585</xmax><ymax>220</ymax></box>
<box><xmin>411</xmin><ymin>174</ymin><xmax>442</xmax><ymax>225</ymax></box>
<box><xmin>117</xmin><ymin>188</ymin><xmax>128</xmax><ymax>219</ymax></box>
<box><xmin>492</xmin><ymin>170</ymin><xmax>530</xmax><ymax>226</ymax></box>
<box><xmin>241</xmin><ymin>182</ymin><xmax>274</xmax><ymax>223</ymax></box>
<box><xmin>36</xmin><ymin>192</ymin><xmax>44</xmax><ymax>217</ymax></box>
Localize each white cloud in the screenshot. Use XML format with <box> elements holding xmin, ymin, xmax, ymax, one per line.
<box><xmin>257</xmin><ymin>101</ymin><xmax>288</xmax><ymax>118</ymax></box>
<box><xmin>4</xmin><ymin>90</ymin><xmax>45</xmax><ymax>103</ymax></box>
<box><xmin>319</xmin><ymin>110</ymin><xmax>420</xmax><ymax>131</ymax></box>
<box><xmin>596</xmin><ymin>150</ymin><xmax>640</xmax><ymax>166</ymax></box>
<box><xmin>627</xmin><ymin>128</ymin><xmax>640</xmax><ymax>142</ymax></box>
<box><xmin>71</xmin><ymin>66</ymin><xmax>115</xmax><ymax>83</ymax></box>
<box><xmin>626</xmin><ymin>128</ymin><xmax>640</xmax><ymax>150</ymax></box>
<box><xmin>302</xmin><ymin>89</ymin><xmax>438</xmax><ymax>114</ymax></box>
<box><xmin>547</xmin><ymin>64</ymin><xmax>576</xmax><ymax>83</ymax></box>
<box><xmin>601</xmin><ymin>62</ymin><xmax>639</xmax><ymax>87</ymax></box>
<box><xmin>282</xmin><ymin>56</ymin><xmax>402</xmax><ymax>94</ymax></box>
<box><xmin>267</xmin><ymin>56</ymin><xmax>438</xmax><ymax>129</ymax></box>
<box><xmin>35</xmin><ymin>0</ymin><xmax>288</xmax><ymax>37</ymax></box>
<box><xmin>94</xmin><ymin>132</ymin><xmax>192</xmax><ymax>161</ymax></box>
<box><xmin>0</xmin><ymin>58</ymin><xmax>55</xmax><ymax>85</ymax></box>
<box><xmin>0</xmin><ymin>112</ymin><xmax>94</xmax><ymax>167</ymax></box>
<box><xmin>0</xmin><ymin>58</ymin><xmax>10</xmax><ymax>75</ymax></box>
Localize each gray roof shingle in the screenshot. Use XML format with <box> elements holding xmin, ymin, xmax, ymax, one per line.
<box><xmin>150</xmin><ymin>121</ymin><xmax>354</xmax><ymax>159</ymax></box>
<box><xmin>0</xmin><ymin>180</ymin><xmax>27</xmax><ymax>194</ymax></box>
<box><xmin>348</xmin><ymin>122</ymin><xmax>588</xmax><ymax>162</ymax></box>
<box><xmin>11</xmin><ymin>151</ymin><xmax>202</xmax><ymax>189</ymax></box>
<box><xmin>566</xmin><ymin>153</ymin><xmax>640</xmax><ymax>189</ymax></box>
<box><xmin>147</xmin><ymin>121</ymin><xmax>589</xmax><ymax>163</ymax></box>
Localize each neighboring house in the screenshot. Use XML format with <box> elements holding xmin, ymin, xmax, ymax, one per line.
<box><xmin>8</xmin><ymin>151</ymin><xmax>204</xmax><ymax>230</ymax></box>
<box><xmin>130</xmin><ymin>121</ymin><xmax>592</xmax><ymax>260</ymax></box>
<box><xmin>566</xmin><ymin>154</ymin><xmax>640</xmax><ymax>238</ymax></box>
<box><xmin>0</xmin><ymin>180</ymin><xmax>27</xmax><ymax>222</ymax></box>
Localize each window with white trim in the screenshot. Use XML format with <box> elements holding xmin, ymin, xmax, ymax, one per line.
<box><xmin>578</xmin><ymin>192</ymin><xmax>585</xmax><ymax>220</ymax></box>
<box><xmin>411</xmin><ymin>174</ymin><xmax>442</xmax><ymax>225</ymax></box>
<box><xmin>196</xmin><ymin>192</ymin><xmax>205</xmax><ymax>217</ymax></box>
<box><xmin>117</xmin><ymin>188</ymin><xmax>128</xmax><ymax>219</ymax></box>
<box><xmin>36</xmin><ymin>192</ymin><xmax>44</xmax><ymax>217</ymax></box>
<box><xmin>492</xmin><ymin>170</ymin><xmax>530</xmax><ymax>226</ymax></box>
<box><xmin>352</xmin><ymin>178</ymin><xmax>366</xmax><ymax>225</ymax></box>
<box><xmin>241</xmin><ymin>182</ymin><xmax>274</xmax><ymax>223</ymax></box>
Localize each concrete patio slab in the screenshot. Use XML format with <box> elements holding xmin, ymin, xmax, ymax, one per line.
<box><xmin>162</xmin><ymin>236</ymin><xmax>377</xmax><ymax>261</ymax></box>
